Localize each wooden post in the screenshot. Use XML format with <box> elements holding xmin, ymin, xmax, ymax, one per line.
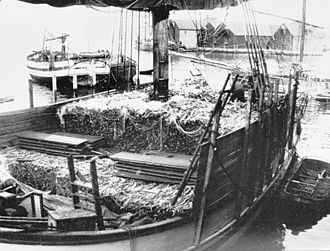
<box><xmin>137</xmin><ymin>11</ymin><xmax>141</xmax><ymax>89</ymax></box>
<box><xmin>194</xmin><ymin>109</ymin><xmax>221</xmax><ymax>245</ymax></box>
<box><xmin>128</xmin><ymin>10</ymin><xmax>134</xmax><ymax>92</ymax></box>
<box><xmin>235</xmin><ymin>88</ymin><xmax>252</xmax><ymax>218</ymax></box>
<box><xmin>28</xmin><ymin>80</ymin><xmax>34</xmax><ymax>108</ymax></box>
<box><xmin>67</xmin><ymin>155</ymin><xmax>80</xmax><ymax>207</ymax></box>
<box><xmin>288</xmin><ymin>72</ymin><xmax>299</xmax><ymax>149</ymax></box>
<box><xmin>52</xmin><ymin>75</ymin><xmax>57</xmax><ymax>103</ymax></box>
<box><xmin>299</xmin><ymin>0</ymin><xmax>306</xmax><ymax>63</ymax></box>
<box><xmin>193</xmin><ymin>75</ymin><xmax>239</xmax><ymax>244</ymax></box>
<box><xmin>90</xmin><ymin>158</ymin><xmax>105</xmax><ymax>230</ymax></box>
<box><xmin>152</xmin><ymin>7</ymin><xmax>169</xmax><ymax>101</ymax></box>
<box><xmin>159</xmin><ymin>117</ymin><xmax>163</xmax><ymax>151</ymax></box>
<box><xmin>92</xmin><ymin>71</ymin><xmax>96</xmax><ymax>94</ymax></box>
<box><xmin>73</xmin><ymin>74</ymin><xmax>78</xmax><ymax>98</ymax></box>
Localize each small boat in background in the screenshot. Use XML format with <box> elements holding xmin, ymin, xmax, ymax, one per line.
<box><xmin>27</xmin><ymin>34</ymin><xmax>136</xmax><ymax>87</ymax></box>
<box><xmin>281</xmin><ymin>157</ymin><xmax>330</xmax><ymax>205</ymax></box>
<box><xmin>0</xmin><ymin>95</ymin><xmax>14</xmax><ymax>104</ymax></box>
<box><xmin>314</xmin><ymin>92</ymin><xmax>330</xmax><ymax>102</ymax></box>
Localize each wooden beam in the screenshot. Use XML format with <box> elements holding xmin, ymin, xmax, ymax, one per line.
<box><xmin>52</xmin><ymin>75</ymin><xmax>57</xmax><ymax>103</ymax></box>
<box><xmin>90</xmin><ymin>158</ymin><xmax>105</xmax><ymax>230</ymax></box>
<box><xmin>67</xmin><ymin>155</ymin><xmax>80</xmax><ymax>207</ymax></box>
<box><xmin>235</xmin><ymin>88</ymin><xmax>252</xmax><ymax>218</ymax></box>
<box><xmin>299</xmin><ymin>0</ymin><xmax>306</xmax><ymax>63</ymax></box>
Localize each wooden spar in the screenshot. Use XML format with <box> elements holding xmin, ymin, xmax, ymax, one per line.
<box><xmin>193</xmin><ymin>75</ymin><xmax>239</xmax><ymax>244</ymax></box>
<box><xmin>286</xmin><ymin>73</ymin><xmax>293</xmax><ymax>144</ymax></box>
<box><xmin>288</xmin><ymin>72</ymin><xmax>299</xmax><ymax>149</ymax></box>
<box><xmin>254</xmin><ymin>77</ymin><xmax>267</xmax><ymax>194</ymax></box>
<box><xmin>152</xmin><ymin>8</ymin><xmax>169</xmax><ymax>101</ymax></box>
<box><xmin>299</xmin><ymin>0</ymin><xmax>307</xmax><ymax>63</ymax></box>
<box><xmin>116</xmin><ymin>9</ymin><xmax>123</xmax><ymax>90</ymax></box>
<box><xmin>235</xmin><ymin>88</ymin><xmax>252</xmax><ymax>218</ymax></box>
<box><xmin>137</xmin><ymin>11</ymin><xmax>141</xmax><ymax>89</ymax></box>
<box><xmin>123</xmin><ymin>10</ymin><xmax>128</xmax><ymax>88</ymax></box>
<box><xmin>194</xmin><ymin>106</ymin><xmax>221</xmax><ymax>244</ymax></box>
<box><xmin>128</xmin><ymin>10</ymin><xmax>134</xmax><ymax>92</ymax></box>
<box><xmin>171</xmin><ymin>73</ymin><xmax>232</xmax><ymax>205</ymax></box>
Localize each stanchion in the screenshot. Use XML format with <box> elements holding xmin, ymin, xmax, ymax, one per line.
<box><xmin>92</xmin><ymin>71</ymin><xmax>96</xmax><ymax>94</ymax></box>
<box><xmin>73</xmin><ymin>74</ymin><xmax>78</xmax><ymax>98</ymax></box>
<box><xmin>52</xmin><ymin>75</ymin><xmax>57</xmax><ymax>103</ymax></box>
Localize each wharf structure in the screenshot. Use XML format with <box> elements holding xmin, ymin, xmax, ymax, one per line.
<box><xmin>170</xmin><ymin>18</ymin><xmax>324</xmax><ymax>56</ymax></box>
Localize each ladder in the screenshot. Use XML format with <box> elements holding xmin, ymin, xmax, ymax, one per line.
<box><xmin>67</xmin><ymin>155</ymin><xmax>105</xmax><ymax>230</ymax></box>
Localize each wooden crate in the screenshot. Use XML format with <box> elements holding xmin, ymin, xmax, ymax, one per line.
<box><xmin>48</xmin><ymin>209</ymin><xmax>97</xmax><ymax>231</ymax></box>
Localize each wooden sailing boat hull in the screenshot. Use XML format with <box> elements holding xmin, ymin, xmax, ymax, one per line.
<box><xmin>27</xmin><ymin>53</ymin><xmax>136</xmax><ymax>86</ymax></box>
<box><xmin>0</xmin><ymin>190</ymin><xmax>283</xmax><ymax>251</ymax></box>
<box><xmin>0</xmin><ymin>80</ymin><xmax>299</xmax><ymax>250</ymax></box>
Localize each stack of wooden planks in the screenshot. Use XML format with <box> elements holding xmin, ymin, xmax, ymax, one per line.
<box><xmin>52</xmin><ymin>131</ymin><xmax>106</xmax><ymax>150</ymax></box>
<box><xmin>111</xmin><ymin>152</ymin><xmax>196</xmax><ymax>185</ymax></box>
<box><xmin>16</xmin><ymin>131</ymin><xmax>105</xmax><ymax>156</ymax></box>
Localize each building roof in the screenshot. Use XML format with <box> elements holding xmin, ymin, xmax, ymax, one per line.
<box><xmin>174</xmin><ymin>19</ymin><xmax>200</xmax><ymax>31</ymax></box>
<box><xmin>274</xmin><ymin>21</ymin><xmax>325</xmax><ymax>38</ymax></box>
<box><xmin>220</xmin><ymin>21</ymin><xmax>274</xmax><ymax>36</ymax></box>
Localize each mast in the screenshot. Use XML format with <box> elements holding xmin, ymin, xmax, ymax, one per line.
<box><xmin>299</xmin><ymin>0</ymin><xmax>306</xmax><ymax>62</ymax></box>
<box><xmin>152</xmin><ymin>7</ymin><xmax>169</xmax><ymax>101</ymax></box>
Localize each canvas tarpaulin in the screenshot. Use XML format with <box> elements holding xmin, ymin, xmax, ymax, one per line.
<box><xmin>16</xmin><ymin>0</ymin><xmax>241</xmax><ymax>10</ymax></box>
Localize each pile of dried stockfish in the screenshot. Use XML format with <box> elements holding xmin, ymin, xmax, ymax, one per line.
<box><xmin>58</xmin><ymin>80</ymin><xmax>257</xmax><ymax>154</ymax></box>
<box><xmin>0</xmin><ymin>147</ymin><xmax>193</xmax><ymax>221</ymax></box>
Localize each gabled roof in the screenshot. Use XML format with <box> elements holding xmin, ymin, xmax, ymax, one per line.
<box><xmin>220</xmin><ymin>21</ymin><xmax>274</xmax><ymax>36</ymax></box>
<box><xmin>174</xmin><ymin>19</ymin><xmax>199</xmax><ymax>31</ymax></box>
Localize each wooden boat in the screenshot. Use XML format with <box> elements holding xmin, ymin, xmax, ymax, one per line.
<box><xmin>314</xmin><ymin>92</ymin><xmax>330</xmax><ymax>102</ymax></box>
<box><xmin>281</xmin><ymin>157</ymin><xmax>330</xmax><ymax>205</ymax></box>
<box><xmin>1</xmin><ymin>0</ymin><xmax>307</xmax><ymax>250</ymax></box>
<box><xmin>0</xmin><ymin>95</ymin><xmax>14</xmax><ymax>104</ymax></box>
<box><xmin>0</xmin><ymin>70</ymin><xmax>303</xmax><ymax>251</ymax></box>
<box><xmin>27</xmin><ymin>34</ymin><xmax>136</xmax><ymax>86</ymax></box>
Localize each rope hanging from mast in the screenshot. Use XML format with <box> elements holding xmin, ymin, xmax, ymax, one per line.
<box><xmin>240</xmin><ymin>0</ymin><xmax>270</xmax><ymax>109</ymax></box>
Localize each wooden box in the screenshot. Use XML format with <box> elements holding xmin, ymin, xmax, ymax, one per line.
<box><xmin>48</xmin><ymin>209</ymin><xmax>97</xmax><ymax>231</ymax></box>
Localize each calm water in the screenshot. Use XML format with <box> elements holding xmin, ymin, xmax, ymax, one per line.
<box><xmin>232</xmin><ymin>98</ymin><xmax>330</xmax><ymax>251</ymax></box>
<box><xmin>1</xmin><ymin>1</ymin><xmax>330</xmax><ymax>250</ymax></box>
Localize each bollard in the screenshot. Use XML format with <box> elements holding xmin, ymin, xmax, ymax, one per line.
<box><xmin>52</xmin><ymin>75</ymin><xmax>57</xmax><ymax>103</ymax></box>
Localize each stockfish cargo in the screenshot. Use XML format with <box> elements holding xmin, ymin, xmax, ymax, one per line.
<box><xmin>0</xmin><ymin>0</ymin><xmax>309</xmax><ymax>250</ymax></box>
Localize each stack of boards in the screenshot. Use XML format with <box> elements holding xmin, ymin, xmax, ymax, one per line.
<box><xmin>16</xmin><ymin>131</ymin><xmax>105</xmax><ymax>156</ymax></box>
<box><xmin>111</xmin><ymin>152</ymin><xmax>196</xmax><ymax>185</ymax></box>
